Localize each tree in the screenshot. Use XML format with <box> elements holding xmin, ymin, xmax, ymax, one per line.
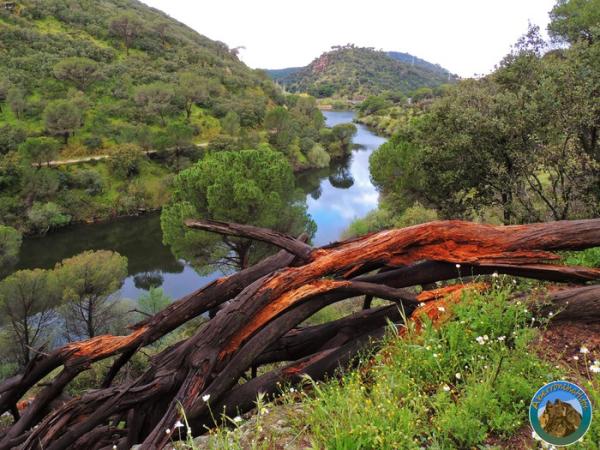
<box><xmin>153</xmin><ymin>122</ymin><xmax>194</xmax><ymax>170</ymax></box>
<box><xmin>19</xmin><ymin>137</ymin><xmax>60</xmax><ymax>168</ymax></box>
<box><xmin>108</xmin><ymin>144</ymin><xmax>145</xmax><ymax>178</ymax></box>
<box><xmin>55</xmin><ymin>250</ymin><xmax>128</xmax><ymax>340</ymax></box>
<box><xmin>109</xmin><ymin>14</ymin><xmax>142</xmax><ymax>56</ymax></box>
<box><xmin>0</xmin><ymin>78</ymin><xmax>8</xmax><ymax>113</ymax></box>
<box><xmin>7</xmin><ymin>87</ymin><xmax>25</xmax><ymax>119</ymax></box>
<box><xmin>161</xmin><ymin>148</ymin><xmax>315</xmax><ymax>271</ymax></box>
<box><xmin>548</xmin><ymin>0</ymin><xmax>600</xmax><ymax>44</ymax></box>
<box><xmin>0</xmin><ymin>225</ymin><xmax>22</xmax><ymax>279</ymax></box>
<box><xmin>138</xmin><ymin>287</ymin><xmax>170</xmax><ymax>317</ymax></box>
<box><xmin>328</xmin><ymin>123</ymin><xmax>357</xmax><ymax>158</ymax></box>
<box><xmin>27</xmin><ymin>202</ymin><xmax>71</xmax><ymax>235</ymax></box>
<box><xmin>307</xmin><ymin>143</ymin><xmax>330</xmax><ymax>168</ymax></box>
<box><xmin>178</xmin><ymin>72</ymin><xmax>208</xmax><ymax>120</ymax></box>
<box><xmin>44</xmin><ymin>100</ymin><xmax>83</xmax><ymax>144</ymax></box>
<box><xmin>53</xmin><ymin>57</ymin><xmax>100</xmax><ymax>91</ymax></box>
<box><xmin>134</xmin><ymin>82</ymin><xmax>175</xmax><ymax>126</ymax></box>
<box><xmin>220</xmin><ymin>111</ymin><xmax>241</xmax><ymax>136</ymax></box>
<box><xmin>0</xmin><ymin>269</ymin><xmax>58</xmax><ymax>367</ymax></box>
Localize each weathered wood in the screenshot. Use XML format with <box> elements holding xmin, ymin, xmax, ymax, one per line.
<box><xmin>2</xmin><ymin>219</ymin><xmax>600</xmax><ymax>450</ymax></box>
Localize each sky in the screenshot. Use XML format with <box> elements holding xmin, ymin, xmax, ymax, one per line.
<box><xmin>140</xmin><ymin>0</ymin><xmax>557</xmax><ymax>78</ymax></box>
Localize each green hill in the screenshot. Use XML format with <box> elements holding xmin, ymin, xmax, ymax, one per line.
<box><xmin>0</xmin><ymin>0</ymin><xmax>340</xmax><ymax>234</ymax></box>
<box><xmin>268</xmin><ymin>45</ymin><xmax>455</xmax><ymax>99</ymax></box>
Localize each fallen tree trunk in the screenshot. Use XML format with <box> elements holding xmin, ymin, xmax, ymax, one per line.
<box><xmin>1</xmin><ymin>219</ymin><xmax>599</xmax><ymax>450</ymax></box>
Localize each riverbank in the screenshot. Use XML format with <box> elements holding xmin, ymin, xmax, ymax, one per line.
<box><xmin>15</xmin><ymin>111</ymin><xmax>387</xmax><ymax>300</ymax></box>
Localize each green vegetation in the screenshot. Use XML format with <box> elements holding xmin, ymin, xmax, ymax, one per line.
<box><xmin>161</xmin><ymin>147</ymin><xmax>315</xmax><ymax>272</ymax></box>
<box><xmin>0</xmin><ymin>249</ymin><xmax>130</xmax><ymax>369</ymax></box>
<box><xmin>363</xmin><ymin>1</ymin><xmax>600</xmax><ymax>229</ymax></box>
<box><xmin>0</xmin><ymin>225</ymin><xmax>21</xmax><ymax>278</ymax></box>
<box><xmin>0</xmin><ymin>0</ymin><xmax>345</xmax><ymax>236</ymax></box>
<box><xmin>270</xmin><ymin>45</ymin><xmax>455</xmax><ymax>100</ymax></box>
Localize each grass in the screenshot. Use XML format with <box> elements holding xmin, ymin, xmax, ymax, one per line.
<box><xmin>191</xmin><ymin>285</ymin><xmax>600</xmax><ymax>450</ymax></box>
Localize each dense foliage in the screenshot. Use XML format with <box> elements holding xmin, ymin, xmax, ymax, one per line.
<box><xmin>0</xmin><ymin>0</ymin><xmax>343</xmax><ymax>235</ymax></box>
<box><xmin>366</xmin><ymin>2</ymin><xmax>600</xmax><ymax>226</ymax></box>
<box><xmin>271</xmin><ymin>45</ymin><xmax>455</xmax><ymax>100</ymax></box>
<box><xmin>161</xmin><ymin>147</ymin><xmax>316</xmax><ymax>272</ymax></box>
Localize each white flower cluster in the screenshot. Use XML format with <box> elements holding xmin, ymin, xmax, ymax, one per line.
<box><xmin>590</xmin><ymin>360</ymin><xmax>600</xmax><ymax>374</ymax></box>
<box><xmin>475</xmin><ymin>335</ymin><xmax>489</xmax><ymax>345</ymax></box>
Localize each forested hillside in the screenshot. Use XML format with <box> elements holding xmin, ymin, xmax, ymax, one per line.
<box><xmin>0</xmin><ymin>0</ymin><xmax>354</xmax><ymax>235</ymax></box>
<box><xmin>269</xmin><ymin>45</ymin><xmax>455</xmax><ymax>99</ymax></box>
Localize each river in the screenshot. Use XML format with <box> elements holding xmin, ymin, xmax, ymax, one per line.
<box><xmin>16</xmin><ymin>111</ymin><xmax>386</xmax><ymax>300</ymax></box>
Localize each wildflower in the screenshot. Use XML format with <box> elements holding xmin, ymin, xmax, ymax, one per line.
<box><xmin>174</xmin><ymin>420</ymin><xmax>184</xmax><ymax>429</ymax></box>
<box><xmin>433</xmin><ymin>353</ymin><xmax>438</xmax><ymax>358</ymax></box>
<box><xmin>442</xmin><ymin>384</ymin><xmax>450</xmax><ymax>392</ymax></box>
<box><xmin>455</xmin><ymin>263</ymin><xmax>461</xmax><ymax>269</ymax></box>
<box><xmin>590</xmin><ymin>361</ymin><xmax>600</xmax><ymax>373</ymax></box>
<box><xmin>165</xmin><ymin>428</ymin><xmax>171</xmax><ymax>435</ymax></box>
<box><xmin>573</xmin><ymin>355</ymin><xmax>579</xmax><ymax>361</ymax></box>
<box><xmin>580</xmin><ymin>346</ymin><xmax>590</xmax><ymax>354</ymax></box>
<box><xmin>476</xmin><ymin>336</ymin><xmax>486</xmax><ymax>345</ymax></box>
<box><xmin>492</xmin><ymin>272</ymin><xmax>499</xmax><ymax>278</ymax></box>
<box><xmin>202</xmin><ymin>394</ymin><xmax>210</xmax><ymax>402</ymax></box>
<box><xmin>233</xmin><ymin>416</ymin><xmax>242</xmax><ymax>423</ymax></box>
<box><xmin>437</xmin><ymin>306</ymin><xmax>446</xmax><ymax>312</ymax></box>
<box><xmin>497</xmin><ymin>336</ymin><xmax>506</xmax><ymax>342</ymax></box>
<box><xmin>512</xmin><ymin>279</ymin><xmax>517</xmax><ymax>284</ymax></box>
<box><xmin>113</xmin><ymin>446</ymin><xmax>117</xmax><ymax>450</ymax></box>
<box><xmin>483</xmin><ymin>335</ymin><xmax>489</xmax><ymax>341</ymax></box>
<box><xmin>289</xmin><ymin>387</ymin><xmax>296</xmax><ymax>393</ymax></box>
<box><xmin>548</xmin><ymin>311</ymin><xmax>554</xmax><ymax>317</ymax></box>
<box><xmin>455</xmin><ymin>373</ymin><xmax>461</xmax><ymax>380</ymax></box>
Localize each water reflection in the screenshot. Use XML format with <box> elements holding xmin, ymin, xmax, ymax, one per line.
<box><xmin>16</xmin><ymin>111</ymin><xmax>386</xmax><ymax>299</ymax></box>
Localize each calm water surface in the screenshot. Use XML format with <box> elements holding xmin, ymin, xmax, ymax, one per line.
<box><xmin>17</xmin><ymin>111</ymin><xmax>386</xmax><ymax>299</ymax></box>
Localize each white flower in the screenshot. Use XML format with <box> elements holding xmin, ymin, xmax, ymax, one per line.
<box><xmin>591</xmin><ymin>361</ymin><xmax>600</xmax><ymax>373</ymax></box>
<box><xmin>455</xmin><ymin>372</ymin><xmax>462</xmax><ymax>380</ymax></box>
<box><xmin>433</xmin><ymin>353</ymin><xmax>438</xmax><ymax>358</ymax></box>
<box><xmin>113</xmin><ymin>446</ymin><xmax>117</xmax><ymax>450</ymax></box>
<box><xmin>512</xmin><ymin>279</ymin><xmax>517</xmax><ymax>284</ymax></box>
<box><xmin>573</xmin><ymin>355</ymin><xmax>579</xmax><ymax>361</ymax></box>
<box><xmin>580</xmin><ymin>346</ymin><xmax>590</xmax><ymax>354</ymax></box>
<box><xmin>548</xmin><ymin>311</ymin><xmax>554</xmax><ymax>317</ymax></box>
<box><xmin>497</xmin><ymin>336</ymin><xmax>506</xmax><ymax>342</ymax></box>
<box><xmin>483</xmin><ymin>335</ymin><xmax>489</xmax><ymax>341</ymax></box>
<box><xmin>419</xmin><ymin>302</ymin><xmax>426</xmax><ymax>307</ymax></box>
<box><xmin>442</xmin><ymin>384</ymin><xmax>450</xmax><ymax>392</ymax></box>
<box><xmin>523</xmin><ymin>309</ymin><xmax>528</xmax><ymax>313</ymax></box>
<box><xmin>233</xmin><ymin>416</ymin><xmax>242</xmax><ymax>423</ymax></box>
<box><xmin>492</xmin><ymin>272</ymin><xmax>499</xmax><ymax>278</ymax></box>
<box><xmin>202</xmin><ymin>394</ymin><xmax>211</xmax><ymax>402</ymax></box>
<box><xmin>289</xmin><ymin>387</ymin><xmax>296</xmax><ymax>393</ymax></box>
<box><xmin>437</xmin><ymin>306</ymin><xmax>446</xmax><ymax>312</ymax></box>
<box><xmin>165</xmin><ymin>428</ymin><xmax>171</xmax><ymax>435</ymax></box>
<box><xmin>174</xmin><ymin>420</ymin><xmax>184</xmax><ymax>429</ymax></box>
<box><xmin>476</xmin><ymin>336</ymin><xmax>486</xmax><ymax>345</ymax></box>
<box><xmin>455</xmin><ymin>263</ymin><xmax>461</xmax><ymax>269</ymax></box>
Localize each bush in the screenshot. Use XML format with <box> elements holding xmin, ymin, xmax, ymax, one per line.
<box><xmin>108</xmin><ymin>144</ymin><xmax>145</xmax><ymax>178</ymax></box>
<box><xmin>26</xmin><ymin>202</ymin><xmax>71</xmax><ymax>234</ymax></box>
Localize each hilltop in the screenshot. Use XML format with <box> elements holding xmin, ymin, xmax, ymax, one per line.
<box><xmin>266</xmin><ymin>45</ymin><xmax>456</xmax><ymax>100</ymax></box>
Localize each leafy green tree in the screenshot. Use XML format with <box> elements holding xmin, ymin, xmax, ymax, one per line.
<box><xmin>548</xmin><ymin>0</ymin><xmax>600</xmax><ymax>44</ymax></box>
<box><xmin>0</xmin><ymin>225</ymin><xmax>22</xmax><ymax>279</ymax></box>
<box><xmin>0</xmin><ymin>78</ymin><xmax>8</xmax><ymax>113</ymax></box>
<box><xmin>138</xmin><ymin>287</ymin><xmax>170</xmax><ymax>316</ymax></box>
<box><xmin>0</xmin><ymin>124</ymin><xmax>26</xmax><ymax>155</ymax></box>
<box><xmin>7</xmin><ymin>87</ymin><xmax>25</xmax><ymax>119</ymax></box>
<box><xmin>134</xmin><ymin>82</ymin><xmax>176</xmax><ymax>126</ymax></box>
<box><xmin>220</xmin><ymin>111</ymin><xmax>241</xmax><ymax>136</ymax></box>
<box><xmin>359</xmin><ymin>96</ymin><xmax>391</xmax><ymax>115</ymax></box>
<box><xmin>153</xmin><ymin>122</ymin><xmax>195</xmax><ymax>170</ymax></box>
<box><xmin>53</xmin><ymin>57</ymin><xmax>100</xmax><ymax>91</ymax></box>
<box><xmin>55</xmin><ymin>250</ymin><xmax>128</xmax><ymax>339</ymax></box>
<box><xmin>178</xmin><ymin>72</ymin><xmax>208</xmax><ymax>120</ymax></box>
<box><xmin>19</xmin><ymin>137</ymin><xmax>60</xmax><ymax>168</ymax></box>
<box><xmin>108</xmin><ymin>144</ymin><xmax>145</xmax><ymax>178</ymax></box>
<box><xmin>328</xmin><ymin>123</ymin><xmax>357</xmax><ymax>158</ymax></box>
<box><xmin>162</xmin><ymin>148</ymin><xmax>314</xmax><ymax>271</ymax></box>
<box><xmin>307</xmin><ymin>143</ymin><xmax>330</xmax><ymax>168</ymax></box>
<box><xmin>44</xmin><ymin>100</ymin><xmax>83</xmax><ymax>144</ymax></box>
<box><xmin>0</xmin><ymin>269</ymin><xmax>58</xmax><ymax>366</ymax></box>
<box><xmin>109</xmin><ymin>14</ymin><xmax>142</xmax><ymax>56</ymax></box>
<box><xmin>27</xmin><ymin>202</ymin><xmax>71</xmax><ymax>234</ymax></box>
